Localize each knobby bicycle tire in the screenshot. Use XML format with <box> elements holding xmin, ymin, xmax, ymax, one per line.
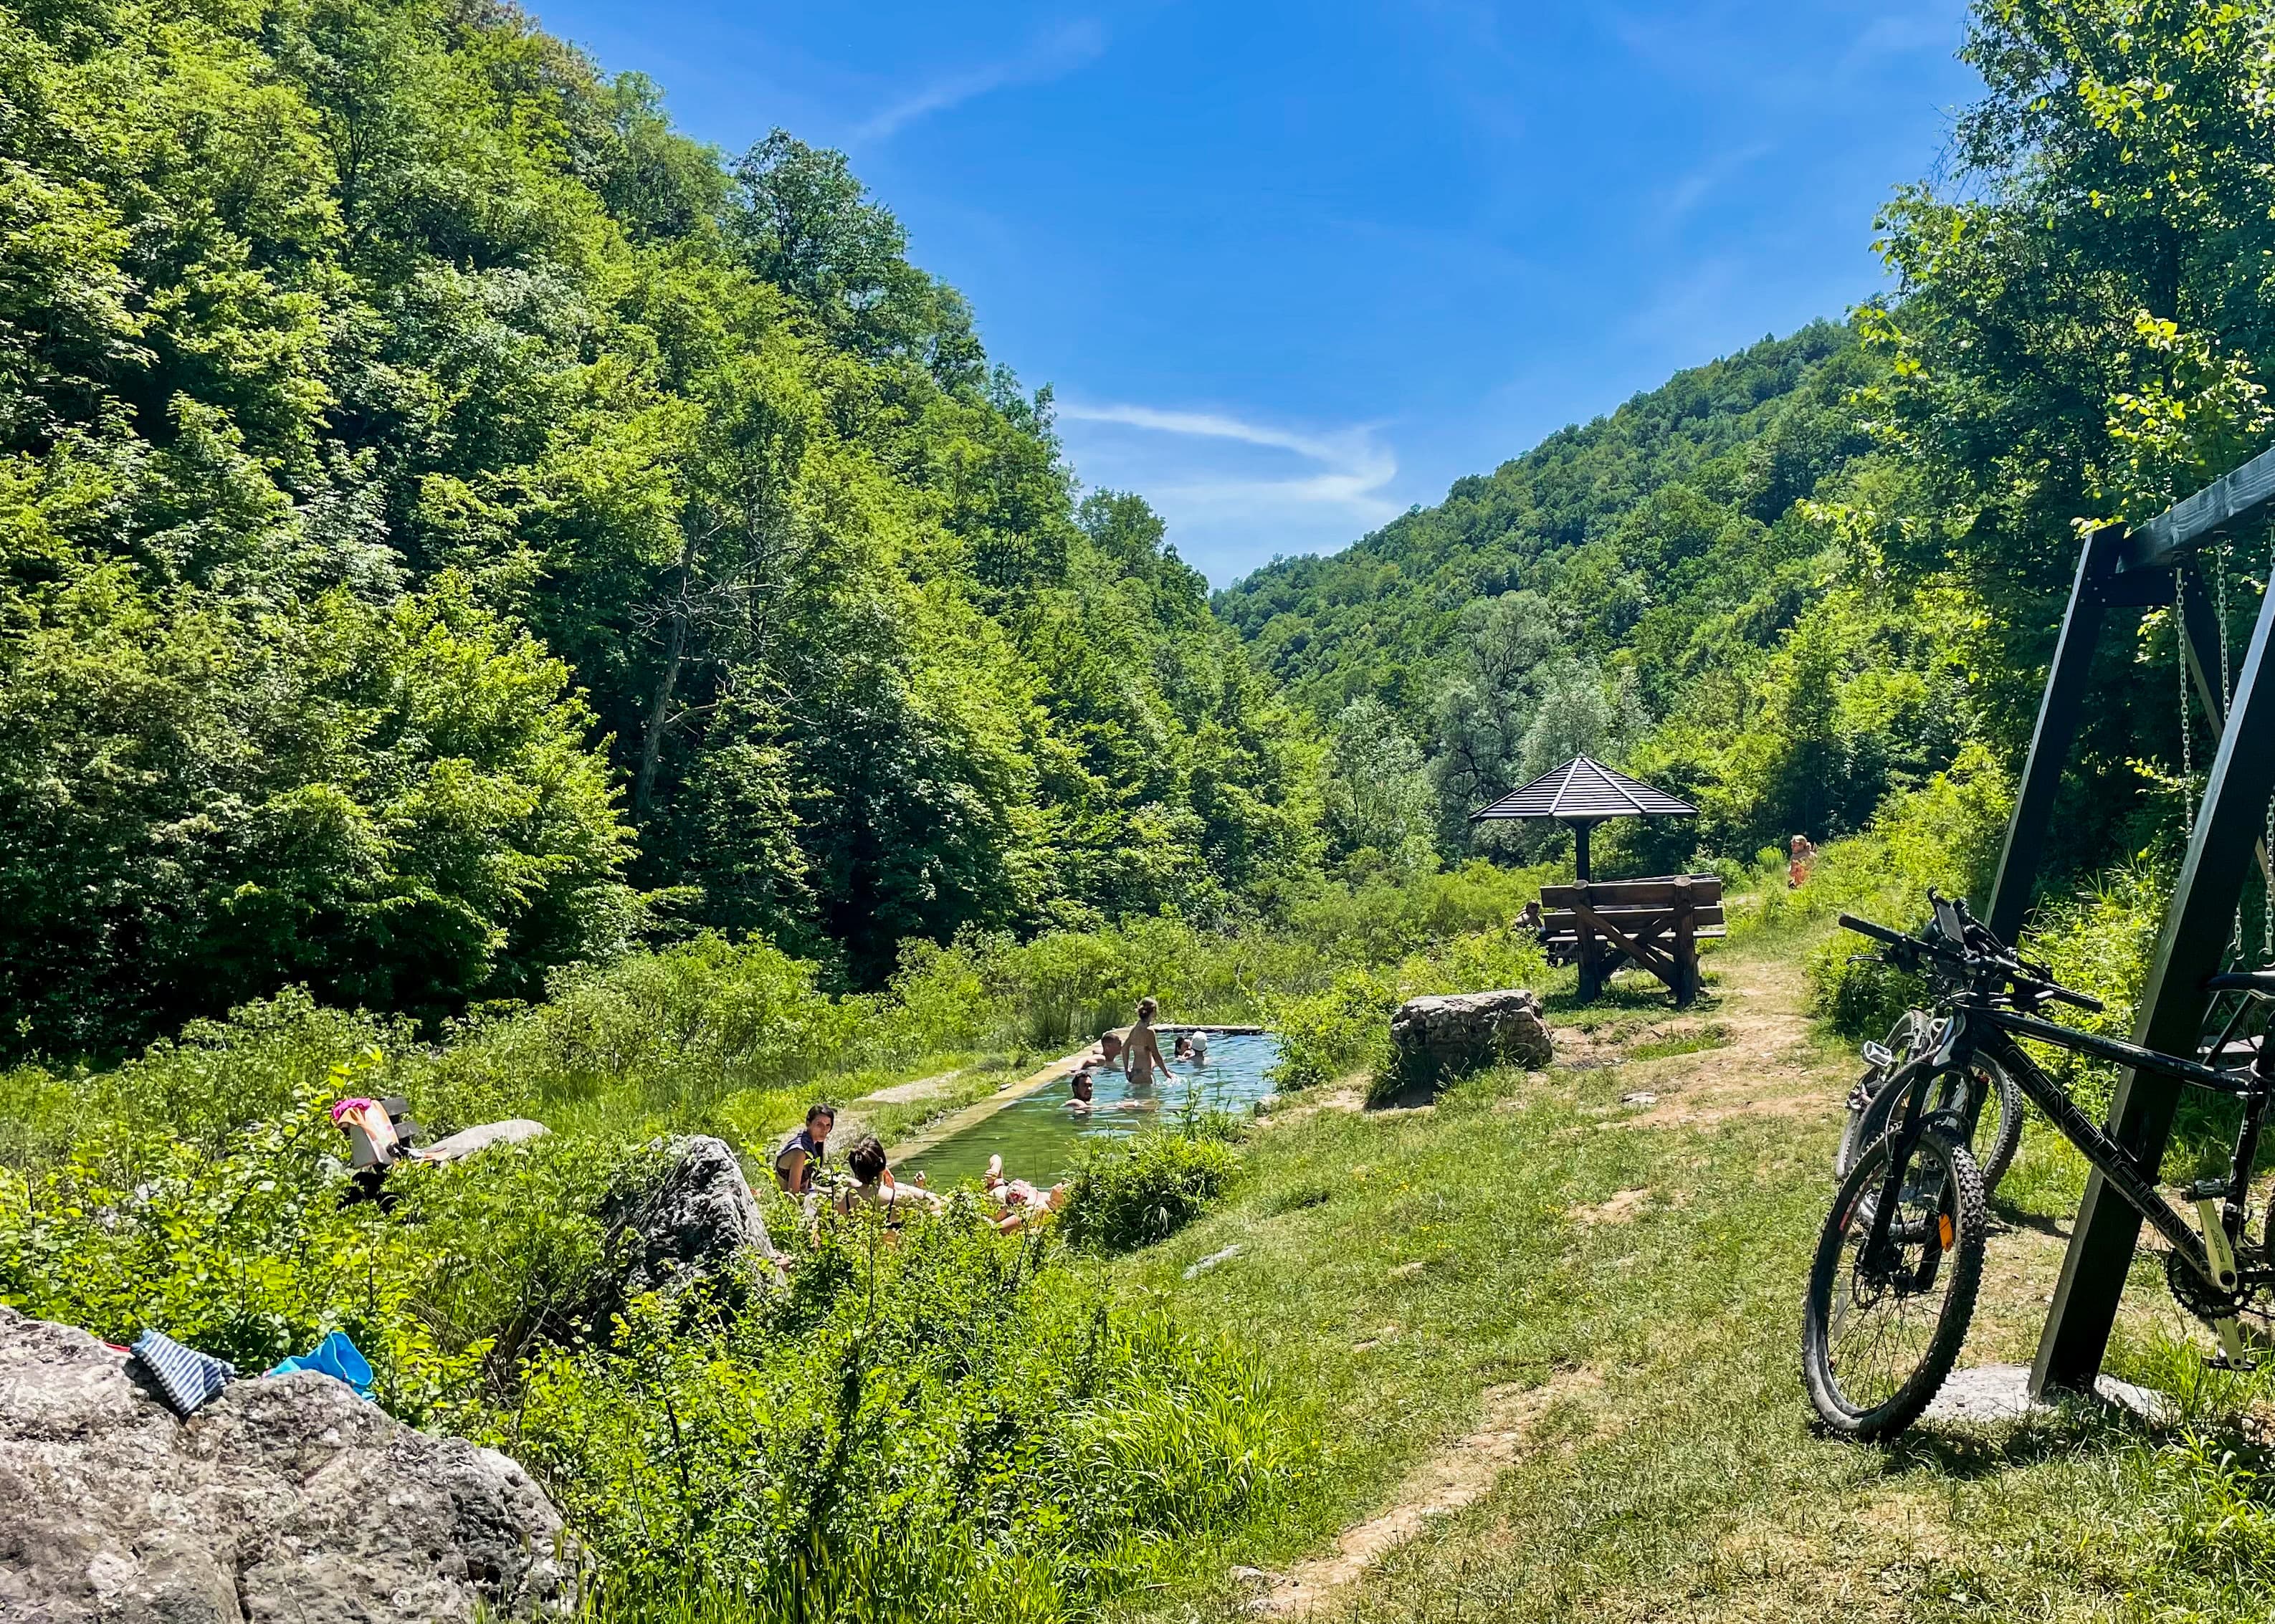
<box><xmin>1843</xmin><ymin>1054</ymin><xmax>2024</xmax><ymax>1195</ymax></box>
<box><xmin>1802</xmin><ymin>1123</ymin><xmax>1987</xmax><ymax>1441</ymax></box>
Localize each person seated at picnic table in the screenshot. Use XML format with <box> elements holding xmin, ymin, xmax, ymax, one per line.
<box><xmin>982</xmin><ymin>1153</ymin><xmax>1068</xmax><ymax>1230</ymax></box>
<box><xmin>773</xmin><ymin>1103</ymin><xmax>836</xmax><ymax>1197</ymax></box>
<box><xmin>838</xmin><ymin>1135</ymin><xmax>941</xmax><ymax>1218</ymax></box>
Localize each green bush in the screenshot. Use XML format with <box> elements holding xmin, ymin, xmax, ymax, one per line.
<box><xmin>510</xmin><ymin>1215</ymin><xmax>1314</xmax><ymax>1618</ymax></box>
<box><xmin>1062</xmin><ymin>1133</ymin><xmax>1242</xmax><ymax>1251</ymax></box>
<box><xmin>1795</xmin><ymin>744</ymin><xmax>2015</xmax><ymax>1033</ymax></box>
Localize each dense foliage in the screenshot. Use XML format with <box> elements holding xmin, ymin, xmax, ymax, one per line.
<box><xmin>0</xmin><ymin>0</ymin><xmax>1314</xmax><ymax>1059</ymax></box>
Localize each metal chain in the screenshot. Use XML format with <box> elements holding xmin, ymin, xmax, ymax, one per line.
<box><xmin>2178</xmin><ymin>564</ymin><xmax>2198</xmax><ymax>831</ymax></box>
<box><xmin>2216</xmin><ymin>540</ymin><xmax>2234</xmax><ymax>704</ymax></box>
<box><xmin>2225</xmin><ymin>545</ymin><xmax>2246</xmax><ymax>960</ymax></box>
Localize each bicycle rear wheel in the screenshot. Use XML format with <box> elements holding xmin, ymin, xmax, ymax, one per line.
<box><xmin>1802</xmin><ymin>1122</ymin><xmax>1986</xmax><ymax>1441</ymax></box>
<box><xmin>1846</xmin><ymin>1053</ymin><xmax>2023</xmax><ymax>1195</ymax></box>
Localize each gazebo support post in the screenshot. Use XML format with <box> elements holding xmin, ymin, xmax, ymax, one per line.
<box><xmin>1571</xmin><ymin>818</ymin><xmax>1596</xmax><ymax>882</ymax></box>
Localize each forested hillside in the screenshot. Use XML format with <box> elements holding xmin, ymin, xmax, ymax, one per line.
<box><xmin>1226</xmin><ymin>0</ymin><xmax>2275</xmax><ymax>895</ymax></box>
<box><xmin>0</xmin><ymin>0</ymin><xmax>1312</xmax><ymax>1059</ymax></box>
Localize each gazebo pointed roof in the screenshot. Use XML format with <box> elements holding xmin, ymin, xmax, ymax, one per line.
<box><xmin>1469</xmin><ymin>755</ymin><xmax>1698</xmax><ymax>823</ymax></box>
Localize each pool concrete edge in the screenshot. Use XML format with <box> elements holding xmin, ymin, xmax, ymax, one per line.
<box><xmin>887</xmin><ymin>1047</ymin><xmax>1092</xmax><ymax>1167</ymax></box>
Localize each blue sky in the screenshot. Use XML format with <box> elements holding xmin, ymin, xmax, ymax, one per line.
<box><xmin>530</xmin><ymin>1</ymin><xmax>1983</xmax><ymax>584</ymax></box>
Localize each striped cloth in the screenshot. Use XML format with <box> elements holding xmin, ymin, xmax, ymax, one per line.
<box><xmin>132</xmin><ymin>1329</ymin><xmax>236</xmax><ymax>1417</ymax></box>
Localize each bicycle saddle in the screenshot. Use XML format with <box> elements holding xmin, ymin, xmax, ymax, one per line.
<box><xmin>2204</xmin><ymin>969</ymin><xmax>2275</xmax><ymax>993</ymax></box>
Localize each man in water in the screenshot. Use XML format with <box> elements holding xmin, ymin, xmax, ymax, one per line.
<box><xmin>1066</xmin><ymin>1068</ymin><xmax>1096</xmax><ymax>1112</ymax></box>
<box><xmin>773</xmin><ymin>1103</ymin><xmax>835</xmax><ymax>1196</ymax></box>
<box><xmin>1122</xmin><ymin>997</ymin><xmax>1168</xmax><ymax>1087</ymax></box>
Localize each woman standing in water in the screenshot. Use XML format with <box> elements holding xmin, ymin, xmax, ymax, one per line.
<box><xmin>1123</xmin><ymin>996</ymin><xmax>1169</xmax><ymax>1086</ymax></box>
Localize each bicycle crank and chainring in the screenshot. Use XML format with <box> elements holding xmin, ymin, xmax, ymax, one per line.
<box><xmin>2165</xmin><ymin>1244</ymin><xmax>2252</xmax><ymax>1324</ymax></box>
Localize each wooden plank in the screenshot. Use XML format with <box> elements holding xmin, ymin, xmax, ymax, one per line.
<box><xmin>1573</xmin><ymin>904</ymin><xmax>1677</xmax><ymax>980</ymax></box>
<box><xmin>1540</xmin><ymin>875</ymin><xmax>1722</xmax><ymax>907</ymax></box>
<box><xmin>1541</xmin><ymin>925</ymin><xmax>1727</xmax><ymax>944</ymax></box>
<box><xmin>1542</xmin><ymin>905</ymin><xmax>1725</xmax><ymax>931</ymax></box>
<box><xmin>2119</xmin><ymin>441</ymin><xmax>2275</xmax><ymax>572</ymax></box>
<box><xmin>1988</xmin><ymin>526</ymin><xmax>2126</xmax><ymax>942</ymax></box>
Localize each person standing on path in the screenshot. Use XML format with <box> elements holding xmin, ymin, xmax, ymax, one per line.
<box><xmin>1123</xmin><ymin>997</ymin><xmax>1169</xmax><ymax>1087</ymax></box>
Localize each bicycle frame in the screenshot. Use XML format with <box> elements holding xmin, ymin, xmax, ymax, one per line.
<box><xmin>1866</xmin><ymin>998</ymin><xmax>2271</xmax><ymax>1294</ymax></box>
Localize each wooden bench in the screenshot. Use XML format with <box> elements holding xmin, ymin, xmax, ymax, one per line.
<box><xmin>1528</xmin><ymin>874</ymin><xmax>1724</xmax><ymax>1007</ymax></box>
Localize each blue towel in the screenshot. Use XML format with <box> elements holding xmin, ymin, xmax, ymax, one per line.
<box><xmin>132</xmin><ymin>1329</ymin><xmax>235</xmax><ymax>1418</ymax></box>
<box><xmin>267</xmin><ymin>1330</ymin><xmax>373</xmax><ymax>1398</ymax></box>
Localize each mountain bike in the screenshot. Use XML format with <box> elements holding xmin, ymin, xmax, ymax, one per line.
<box><xmin>1801</xmin><ymin>892</ymin><xmax>2275</xmax><ymax>1441</ymax></box>
<box><xmin>1835</xmin><ymin>1008</ymin><xmax>2025</xmax><ymax>1194</ymax></box>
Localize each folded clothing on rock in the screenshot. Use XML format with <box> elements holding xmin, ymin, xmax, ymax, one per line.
<box><xmin>267</xmin><ymin>1330</ymin><xmax>373</xmax><ymax>1398</ymax></box>
<box><xmin>131</xmin><ymin>1329</ymin><xmax>235</xmax><ymax>1417</ymax></box>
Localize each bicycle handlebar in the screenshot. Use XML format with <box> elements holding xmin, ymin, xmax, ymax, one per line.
<box><xmin>1836</xmin><ymin>914</ymin><xmax>1909</xmax><ymax>947</ymax></box>
<box><xmin>1837</xmin><ymin>912</ymin><xmax>2104</xmax><ymax>1013</ymax></box>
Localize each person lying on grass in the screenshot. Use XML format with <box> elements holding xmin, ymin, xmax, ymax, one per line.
<box><xmin>837</xmin><ymin>1135</ymin><xmax>942</xmax><ymax>1219</ymax></box>
<box><xmin>982</xmin><ymin>1153</ymin><xmax>1067</xmax><ymax>1231</ymax></box>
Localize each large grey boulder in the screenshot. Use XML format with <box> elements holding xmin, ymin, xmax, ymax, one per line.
<box><xmin>1387</xmin><ymin>989</ymin><xmax>1554</xmax><ymax>1096</ymax></box>
<box><xmin>605</xmin><ymin>1135</ymin><xmax>783</xmax><ymax>1304</ymax></box>
<box><xmin>0</xmin><ymin>1307</ymin><xmax>566</xmax><ymax>1622</ymax></box>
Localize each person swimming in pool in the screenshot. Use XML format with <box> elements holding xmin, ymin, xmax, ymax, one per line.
<box><xmin>1066</xmin><ymin>1068</ymin><xmax>1096</xmax><ymax>1112</ymax></box>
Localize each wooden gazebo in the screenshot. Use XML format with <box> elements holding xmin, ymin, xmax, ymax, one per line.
<box><xmin>1472</xmin><ymin>757</ymin><xmax>1717</xmax><ymax>1006</ymax></box>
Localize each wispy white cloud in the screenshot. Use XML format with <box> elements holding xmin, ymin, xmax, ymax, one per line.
<box><xmin>1840</xmin><ymin>9</ymin><xmax>1960</xmax><ymax>76</ymax></box>
<box><xmin>854</xmin><ymin>20</ymin><xmax>1106</xmax><ymax>142</ymax></box>
<box><xmin>1661</xmin><ymin>141</ymin><xmax>1773</xmax><ymax>225</ymax></box>
<box><xmin>1058</xmin><ymin>401</ymin><xmax>1402</xmax><ymax>527</ymax></box>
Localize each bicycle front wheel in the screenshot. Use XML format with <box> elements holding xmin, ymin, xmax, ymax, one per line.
<box><xmin>1801</xmin><ymin>1122</ymin><xmax>1986</xmax><ymax>1441</ymax></box>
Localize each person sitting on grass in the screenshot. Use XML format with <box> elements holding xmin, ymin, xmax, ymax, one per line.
<box><xmin>839</xmin><ymin>1135</ymin><xmax>940</xmax><ymax>1218</ymax></box>
<box><xmin>773</xmin><ymin>1103</ymin><xmax>835</xmax><ymax>1198</ymax></box>
<box><xmin>982</xmin><ymin>1153</ymin><xmax>1067</xmax><ymax>1231</ymax></box>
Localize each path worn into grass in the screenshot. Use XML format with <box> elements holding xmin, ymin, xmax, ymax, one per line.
<box><xmin>1256</xmin><ymin>1369</ymin><xmax>1607</xmax><ymax>1615</ymax></box>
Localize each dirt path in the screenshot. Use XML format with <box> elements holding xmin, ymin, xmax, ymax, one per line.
<box><xmin>1621</xmin><ymin>948</ymin><xmax>1837</xmax><ymax>1128</ymax></box>
<box><xmin>1254</xmin><ymin>1369</ymin><xmax>1605</xmax><ymax>1616</ymax></box>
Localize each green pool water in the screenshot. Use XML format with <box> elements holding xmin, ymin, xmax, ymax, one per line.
<box><xmin>902</xmin><ymin>1032</ymin><xmax>1283</xmax><ymax>1188</ymax></box>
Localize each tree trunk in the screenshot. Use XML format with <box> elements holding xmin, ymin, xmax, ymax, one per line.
<box><xmin>635</xmin><ymin>532</ymin><xmax>697</xmax><ymax>814</ymax></box>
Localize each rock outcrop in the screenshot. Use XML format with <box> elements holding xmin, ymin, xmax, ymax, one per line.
<box><xmin>606</xmin><ymin>1134</ymin><xmax>783</xmax><ymax>1304</ymax></box>
<box><xmin>0</xmin><ymin>1307</ymin><xmax>567</xmax><ymax>1622</ymax></box>
<box><xmin>1387</xmin><ymin>989</ymin><xmax>1553</xmax><ymax>1095</ymax></box>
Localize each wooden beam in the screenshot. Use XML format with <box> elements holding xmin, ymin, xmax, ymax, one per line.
<box><xmin>2032</xmin><ymin>569</ymin><xmax>2275</xmax><ymax>1395</ymax></box>
<box><xmin>2120</xmin><ymin>442</ymin><xmax>2275</xmax><ymax>573</ymax></box>
<box><xmin>1988</xmin><ymin>526</ymin><xmax>2130</xmax><ymax>942</ymax></box>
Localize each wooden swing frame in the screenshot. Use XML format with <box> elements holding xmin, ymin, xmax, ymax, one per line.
<box><xmin>1987</xmin><ymin>444</ymin><xmax>2275</xmax><ymax>1397</ymax></box>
